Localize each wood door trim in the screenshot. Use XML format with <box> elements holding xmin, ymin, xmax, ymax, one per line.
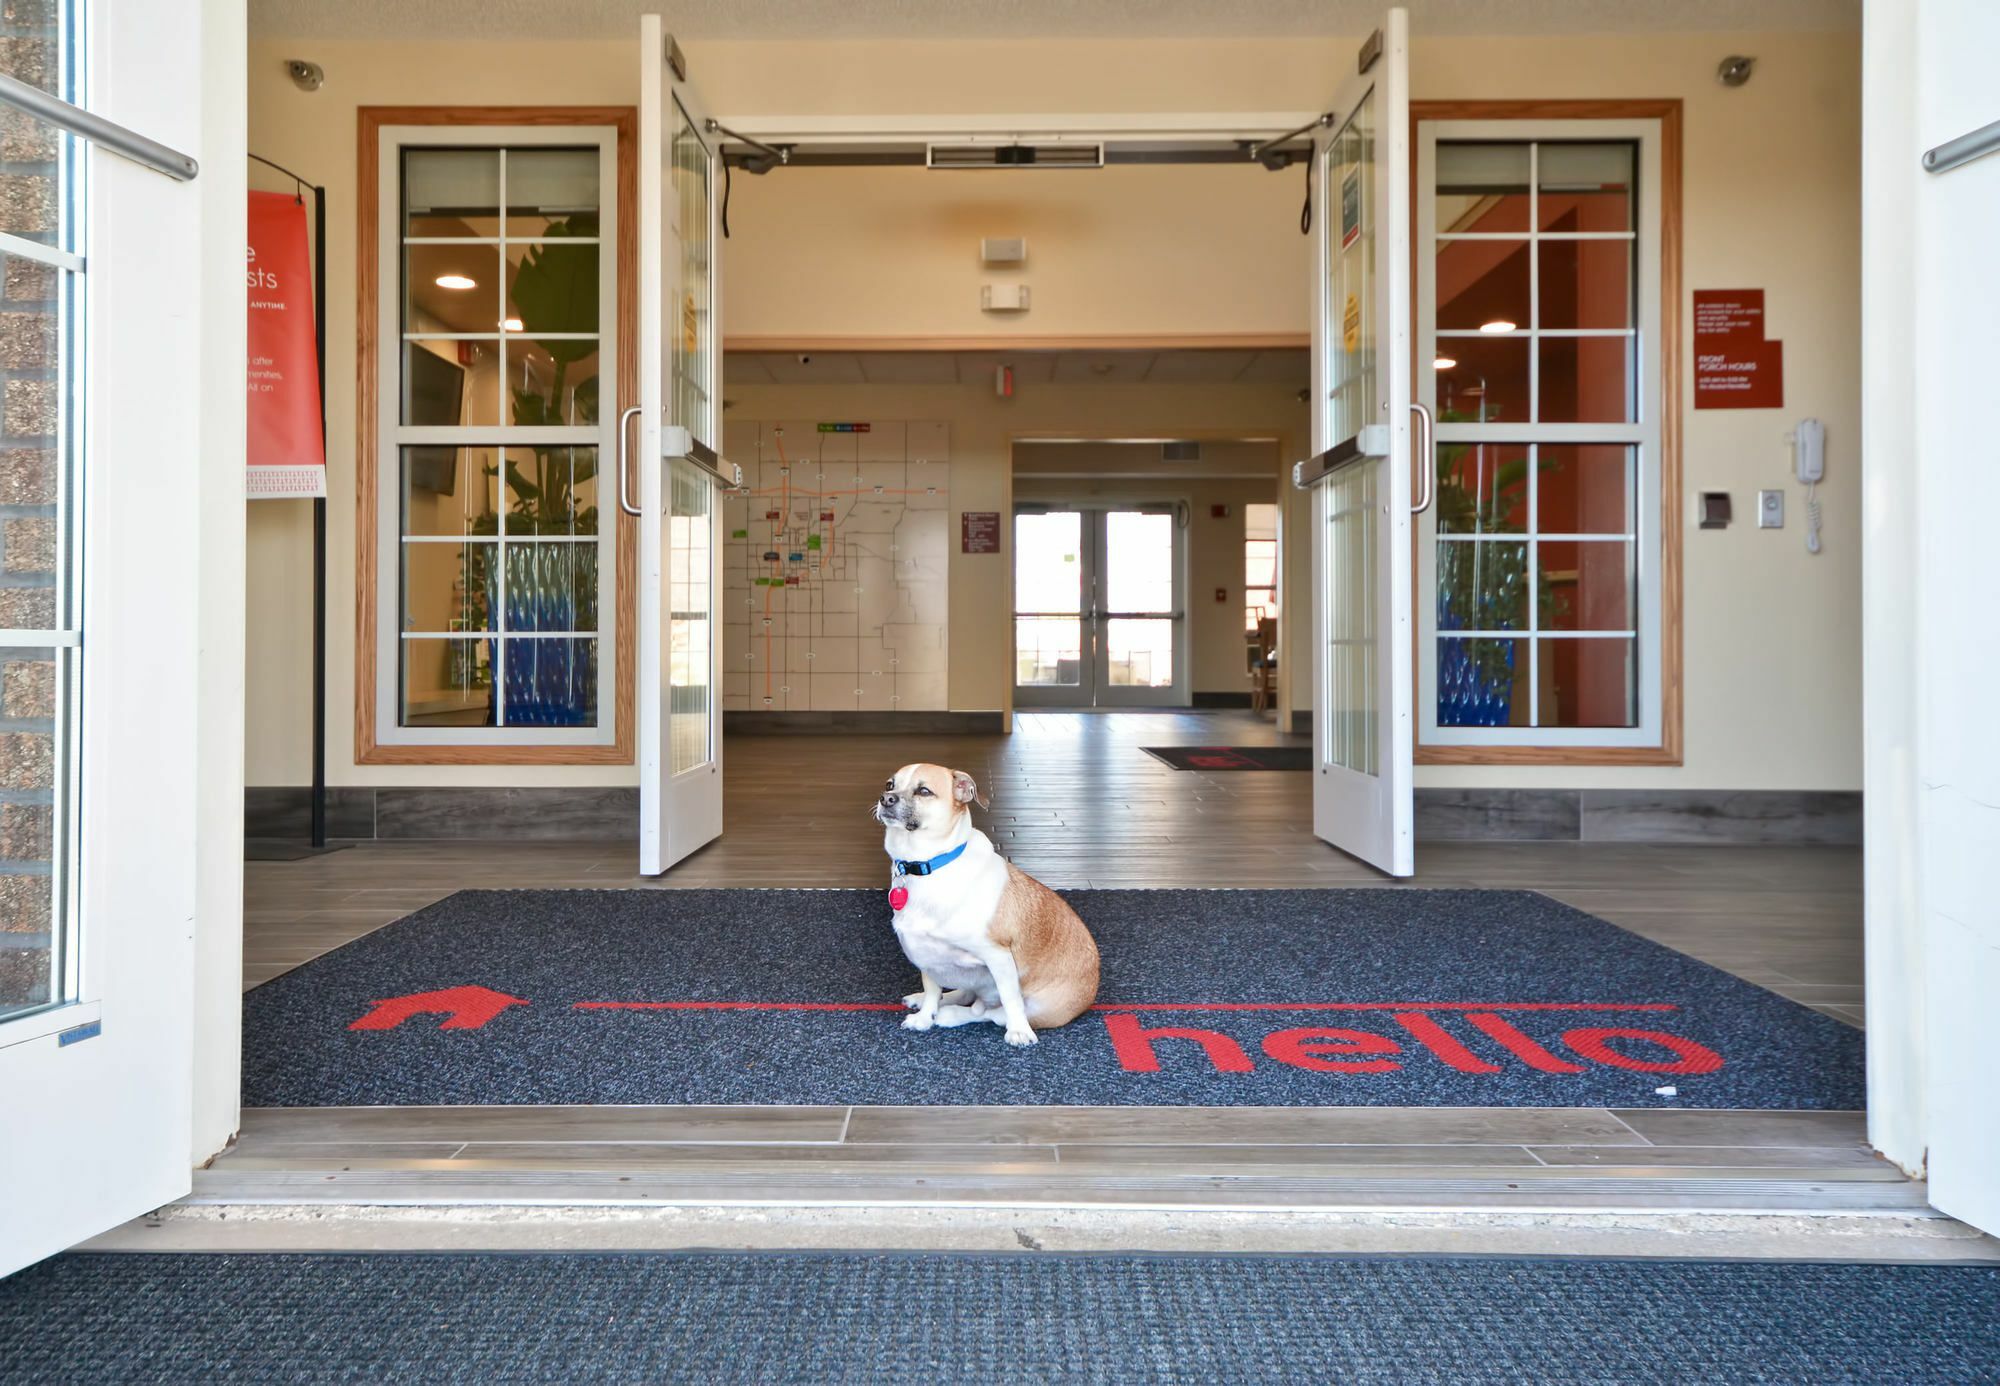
<box><xmin>355</xmin><ymin>106</ymin><xmax>639</xmax><ymax>766</ymax></box>
<box><xmin>1408</xmin><ymin>99</ymin><xmax>1684</xmax><ymax>768</ymax></box>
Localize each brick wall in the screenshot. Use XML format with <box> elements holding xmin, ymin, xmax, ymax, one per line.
<box><xmin>0</xmin><ymin>0</ymin><xmax>62</xmax><ymax>1016</ymax></box>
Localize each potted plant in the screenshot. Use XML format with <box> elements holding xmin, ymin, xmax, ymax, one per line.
<box><xmin>461</xmin><ymin>215</ymin><xmax>602</xmax><ymax>726</ymax></box>
<box><xmin>1432</xmin><ymin>410</ymin><xmax>1555</xmax><ymax>726</ymax></box>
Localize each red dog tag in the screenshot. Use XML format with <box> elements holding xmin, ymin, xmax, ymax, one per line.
<box><xmin>888</xmin><ymin>885</ymin><xmax>909</xmax><ymax>911</ymax></box>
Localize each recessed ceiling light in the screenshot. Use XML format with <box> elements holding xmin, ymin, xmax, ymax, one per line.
<box><xmin>434</xmin><ymin>273</ymin><xmax>477</xmax><ymax>290</ymax></box>
<box><xmin>1433</xmin><ymin>355</ymin><xmax>1458</xmax><ymax>370</ymax></box>
<box><xmin>502</xmin><ymin>317</ymin><xmax>524</xmax><ymax>332</ymax></box>
<box><xmin>1478</xmin><ymin>319</ymin><xmax>1516</xmax><ymax>334</ymax></box>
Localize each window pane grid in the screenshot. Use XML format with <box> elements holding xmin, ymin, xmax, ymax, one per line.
<box><xmin>1434</xmin><ymin>439</ymin><xmax>1637</xmax><ymax>729</ymax></box>
<box><xmin>1429</xmin><ymin>132</ymin><xmax>1649</xmax><ymax>738</ymax></box>
<box><xmin>393</xmin><ymin>140</ymin><xmax>608</xmax><ymax>734</ymax></box>
<box><xmin>1433</xmin><ymin>140</ymin><xmax>1637</xmax><ymax>427</ymax></box>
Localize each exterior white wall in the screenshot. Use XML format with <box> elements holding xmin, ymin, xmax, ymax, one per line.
<box><xmin>243</xmin><ymin>26</ymin><xmax>1861</xmax><ymax>793</ymax></box>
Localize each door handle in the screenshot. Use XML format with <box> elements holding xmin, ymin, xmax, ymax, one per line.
<box><xmin>617</xmin><ymin>405</ymin><xmax>643</xmax><ymax>517</ymax></box>
<box><xmin>1409</xmin><ymin>401</ymin><xmax>1435</xmax><ymax>515</ymax></box>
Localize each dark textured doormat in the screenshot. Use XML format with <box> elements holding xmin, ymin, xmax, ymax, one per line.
<box><xmin>1142</xmin><ymin>744</ymin><xmax>1312</xmax><ymax>770</ymax></box>
<box><xmin>4</xmin><ymin>1252</ymin><xmax>1996</xmax><ymax>1385</ymax></box>
<box><xmin>241</xmin><ymin>889</ymin><xmax>1864</xmax><ymax>1109</ymax></box>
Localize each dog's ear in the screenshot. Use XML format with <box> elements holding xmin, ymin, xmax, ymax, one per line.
<box><xmin>951</xmin><ymin>769</ymin><xmax>989</xmax><ymax>811</ymax></box>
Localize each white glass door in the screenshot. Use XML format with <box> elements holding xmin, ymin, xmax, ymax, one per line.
<box><xmin>1093</xmin><ymin>508</ymin><xmax>1185</xmax><ymax>708</ymax></box>
<box><xmin>1013</xmin><ymin>509</ymin><xmax>1089</xmax><ymax>705</ymax></box>
<box><xmin>1300</xmin><ymin>9</ymin><xmax>1416</xmax><ymax>876</ymax></box>
<box><xmin>636</xmin><ymin>16</ymin><xmax>727</xmax><ymax>873</ymax></box>
<box><xmin>1013</xmin><ymin>506</ymin><xmax>1186</xmax><ymax>708</ymax></box>
<box><xmin>0</xmin><ymin>0</ymin><xmax>208</xmax><ymax>1275</ymax></box>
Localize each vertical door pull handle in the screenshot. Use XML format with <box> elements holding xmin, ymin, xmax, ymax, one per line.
<box><xmin>1409</xmin><ymin>402</ymin><xmax>1435</xmax><ymax>515</ymax></box>
<box><xmin>617</xmin><ymin>405</ymin><xmax>643</xmax><ymax>516</ymax></box>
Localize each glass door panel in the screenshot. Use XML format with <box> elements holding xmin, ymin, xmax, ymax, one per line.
<box><xmin>1094</xmin><ymin>509</ymin><xmax>1183</xmax><ymax>706</ymax></box>
<box><xmin>1013</xmin><ymin>510</ymin><xmax>1087</xmax><ymax>703</ymax></box>
<box><xmin>638</xmin><ymin>14</ymin><xmax>725</xmax><ymax>873</ymax></box>
<box><xmin>667</xmin><ymin>457</ymin><xmax>713</xmax><ymax>774</ymax></box>
<box><xmin>1014</xmin><ymin>505</ymin><xmax>1186</xmax><ymax>708</ymax></box>
<box><xmin>1302</xmin><ymin>8</ymin><xmax>1414</xmax><ymax>876</ymax></box>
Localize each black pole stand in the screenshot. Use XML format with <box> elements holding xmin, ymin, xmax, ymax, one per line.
<box><xmin>249</xmin><ymin>153</ymin><xmax>344</xmax><ymax>860</ymax></box>
<box><xmin>310</xmin><ymin>181</ymin><xmax>327</xmax><ymax>850</ymax></box>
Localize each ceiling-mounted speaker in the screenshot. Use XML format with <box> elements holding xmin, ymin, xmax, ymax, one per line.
<box><xmin>981</xmin><ymin>236</ymin><xmax>1027</xmax><ymax>265</ymax></box>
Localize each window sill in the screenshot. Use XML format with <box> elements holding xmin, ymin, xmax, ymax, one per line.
<box><xmin>1416</xmin><ymin>743</ymin><xmax>1681</xmax><ymax>767</ymax></box>
<box><xmin>356</xmin><ymin>741</ymin><xmax>633</xmax><ymax>767</ymax></box>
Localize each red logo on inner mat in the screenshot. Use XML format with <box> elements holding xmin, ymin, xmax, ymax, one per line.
<box><xmin>347</xmin><ymin>985</ymin><xmax>527</xmax><ymax>1031</ymax></box>
<box><xmin>343</xmin><ymin>990</ymin><xmax>1725</xmax><ymax>1077</ymax></box>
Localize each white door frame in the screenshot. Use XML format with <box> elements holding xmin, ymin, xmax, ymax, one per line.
<box><xmin>1300</xmin><ymin>10</ymin><xmax>1414</xmax><ymax>877</ymax></box>
<box><xmin>1859</xmin><ymin>0</ymin><xmax>2000</xmax><ymax>1234</ymax></box>
<box><xmin>637</xmin><ymin>16</ymin><xmax>729</xmax><ymax>874</ymax></box>
<box><xmin>0</xmin><ymin>0</ymin><xmax>244</xmax><ymax>1274</ymax></box>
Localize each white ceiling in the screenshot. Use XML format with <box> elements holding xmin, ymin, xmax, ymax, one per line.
<box><xmin>724</xmin><ymin>348</ymin><xmax>1310</xmax><ymax>388</ymax></box>
<box><xmin>250</xmin><ymin>0</ymin><xmax>1857</xmax><ymax>41</ymax></box>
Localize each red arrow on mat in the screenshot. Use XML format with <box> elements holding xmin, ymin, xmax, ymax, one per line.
<box><xmin>348</xmin><ymin>985</ymin><xmax>528</xmax><ymax>1032</ymax></box>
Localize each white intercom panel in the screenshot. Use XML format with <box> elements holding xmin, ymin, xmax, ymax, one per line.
<box><xmin>1789</xmin><ymin>418</ymin><xmax>1825</xmax><ymax>554</ymax></box>
<box><xmin>1794</xmin><ymin>417</ymin><xmax>1825</xmax><ymax>484</ymax></box>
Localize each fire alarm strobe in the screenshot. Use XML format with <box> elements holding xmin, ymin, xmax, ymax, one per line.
<box><xmin>981</xmin><ymin>284</ymin><xmax>1030</xmax><ymax>312</ymax></box>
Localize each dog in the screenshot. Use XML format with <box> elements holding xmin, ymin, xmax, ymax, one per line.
<box><xmin>874</xmin><ymin>762</ymin><xmax>1100</xmax><ymax>1046</ymax></box>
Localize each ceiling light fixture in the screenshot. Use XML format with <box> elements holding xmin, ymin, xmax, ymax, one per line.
<box><xmin>1478</xmin><ymin>319</ymin><xmax>1516</xmax><ymax>334</ymax></box>
<box><xmin>1434</xmin><ymin>355</ymin><xmax>1458</xmax><ymax>370</ymax></box>
<box><xmin>502</xmin><ymin>317</ymin><xmax>524</xmax><ymax>332</ymax></box>
<box><xmin>434</xmin><ymin>273</ymin><xmax>477</xmax><ymax>290</ymax></box>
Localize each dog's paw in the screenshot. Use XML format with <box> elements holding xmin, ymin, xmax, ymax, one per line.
<box><xmin>1004</xmin><ymin>1025</ymin><xmax>1038</xmax><ymax>1048</ymax></box>
<box><xmin>902</xmin><ymin>991</ymin><xmax>928</xmax><ymax>1010</ymax></box>
<box><xmin>901</xmin><ymin>1012</ymin><xmax>936</xmax><ymax>1032</ymax></box>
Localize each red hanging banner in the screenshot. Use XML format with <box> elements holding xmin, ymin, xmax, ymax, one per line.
<box><xmin>246</xmin><ymin>190</ymin><xmax>326</xmax><ymax>499</ymax></box>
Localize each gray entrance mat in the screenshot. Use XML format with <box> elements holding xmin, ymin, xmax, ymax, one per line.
<box><xmin>2</xmin><ymin>1251</ymin><xmax>1995</xmax><ymax>1384</ymax></box>
<box><xmin>241</xmin><ymin>888</ymin><xmax>1865</xmax><ymax>1109</ymax></box>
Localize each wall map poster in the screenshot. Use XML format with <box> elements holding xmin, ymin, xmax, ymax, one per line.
<box><xmin>1693</xmin><ymin>289</ymin><xmax>1784</xmax><ymax>409</ymax></box>
<box><xmin>721</xmin><ymin>420</ymin><xmax>949</xmax><ymax>712</ymax></box>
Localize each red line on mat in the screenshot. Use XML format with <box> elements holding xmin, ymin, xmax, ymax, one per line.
<box><xmin>572</xmin><ymin>1000</ymin><xmax>1679</xmax><ymax>1014</ymax></box>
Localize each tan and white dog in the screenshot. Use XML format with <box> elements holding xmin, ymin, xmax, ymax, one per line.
<box><xmin>875</xmin><ymin>763</ymin><xmax>1100</xmax><ymax>1046</ymax></box>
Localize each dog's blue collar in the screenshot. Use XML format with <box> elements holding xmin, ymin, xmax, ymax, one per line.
<box><xmin>894</xmin><ymin>841</ymin><xmax>968</xmax><ymax>878</ymax></box>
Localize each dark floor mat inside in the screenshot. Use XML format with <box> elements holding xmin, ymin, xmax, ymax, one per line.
<box><xmin>241</xmin><ymin>888</ymin><xmax>1864</xmax><ymax>1109</ymax></box>
<box><xmin>4</xmin><ymin>1252</ymin><xmax>1995</xmax><ymax>1385</ymax></box>
<box><xmin>1141</xmin><ymin>744</ymin><xmax>1312</xmax><ymax>770</ymax></box>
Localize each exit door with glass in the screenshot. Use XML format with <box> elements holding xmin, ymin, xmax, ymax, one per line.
<box><xmin>1297</xmin><ymin>8</ymin><xmax>1417</xmax><ymax>875</ymax></box>
<box><xmin>1014</xmin><ymin>506</ymin><xmax>1186</xmax><ymax>707</ymax></box>
<box><xmin>635</xmin><ymin>16</ymin><xmax>730</xmax><ymax>873</ymax></box>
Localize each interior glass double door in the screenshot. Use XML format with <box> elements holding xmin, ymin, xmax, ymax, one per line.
<box><xmin>1015</xmin><ymin>506</ymin><xmax>1186</xmax><ymax>707</ymax></box>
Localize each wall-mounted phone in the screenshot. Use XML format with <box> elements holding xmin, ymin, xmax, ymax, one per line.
<box><xmin>1789</xmin><ymin>418</ymin><xmax>1825</xmax><ymax>554</ymax></box>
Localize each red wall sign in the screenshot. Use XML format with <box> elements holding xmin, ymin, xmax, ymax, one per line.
<box><xmin>1693</xmin><ymin>289</ymin><xmax>1784</xmax><ymax>409</ymax></box>
<box><xmin>962</xmin><ymin>511</ymin><xmax>1001</xmax><ymax>554</ymax></box>
<box><xmin>246</xmin><ymin>191</ymin><xmax>326</xmax><ymax>499</ymax></box>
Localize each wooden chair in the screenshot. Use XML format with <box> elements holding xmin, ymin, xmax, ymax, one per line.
<box><xmin>1248</xmin><ymin>617</ymin><xmax>1277</xmax><ymax>715</ymax></box>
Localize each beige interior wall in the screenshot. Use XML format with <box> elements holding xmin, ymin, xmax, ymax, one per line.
<box><xmin>726</xmin><ymin>165</ymin><xmax>1312</xmax><ymax>340</ymax></box>
<box><xmin>244</xmin><ymin>26</ymin><xmax>1860</xmax><ymax>792</ymax></box>
<box><xmin>1013</xmin><ymin>447</ymin><xmax>1281</xmax><ymax>696</ymax></box>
